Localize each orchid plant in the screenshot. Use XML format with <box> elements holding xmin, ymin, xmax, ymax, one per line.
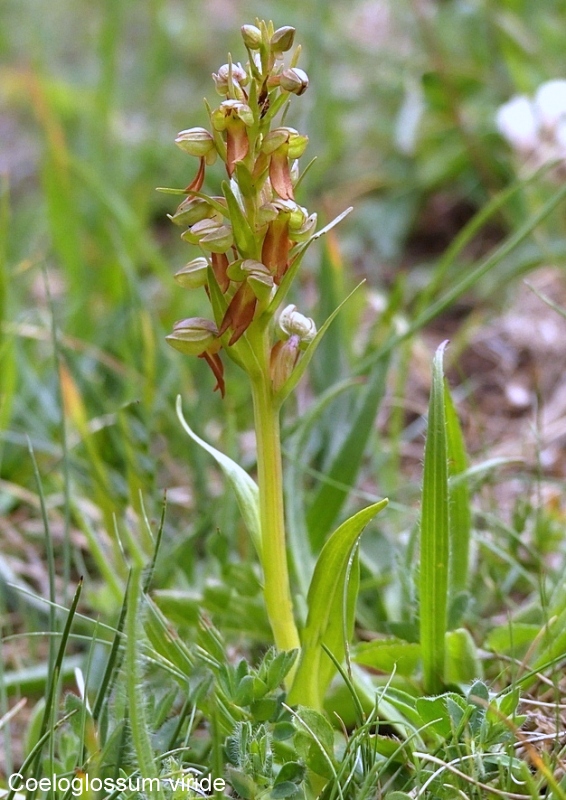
<box><xmin>162</xmin><ymin>20</ymin><xmax>387</xmax><ymax>707</ymax></box>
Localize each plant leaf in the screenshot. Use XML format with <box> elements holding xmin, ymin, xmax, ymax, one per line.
<box><xmin>306</xmin><ymin>354</ymin><xmax>390</xmax><ymax>550</ymax></box>
<box><xmin>444</xmin><ymin>628</ymin><xmax>483</xmax><ymax>685</ymax></box>
<box><xmin>176</xmin><ymin>397</ymin><xmax>261</xmax><ymax>556</ymax></box>
<box><xmin>444</xmin><ymin>380</ymin><xmax>471</xmax><ymax>596</ymax></box>
<box><xmin>353</xmin><ymin>639</ymin><xmax>421</xmax><ymax>677</ymax></box>
<box><xmin>222</xmin><ymin>180</ymin><xmax>258</xmax><ymax>259</ymax></box>
<box><xmin>266</xmin><ymin>207</ymin><xmax>353</xmax><ymax>316</ymax></box>
<box><xmin>276</xmin><ymin>282</ymin><xmax>364</xmax><ymax>404</ymax></box>
<box><xmin>420</xmin><ymin>342</ymin><xmax>449</xmax><ymax>694</ymax></box>
<box><xmin>288</xmin><ymin>499</ymin><xmax>388</xmax><ymax>709</ymax></box>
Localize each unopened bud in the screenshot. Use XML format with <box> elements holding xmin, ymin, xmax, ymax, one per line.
<box><xmin>174</xmin><ymin>257</ymin><xmax>209</xmax><ymax>289</ymax></box>
<box><xmin>212</xmin><ymin>63</ymin><xmax>248</xmax><ymax>96</ymax></box>
<box><xmin>175</xmin><ymin>127</ymin><xmax>216</xmax><ymax>158</ymax></box>
<box><xmin>280</xmin><ymin>67</ymin><xmax>309</xmax><ymax>96</ymax></box>
<box><xmin>241</xmin><ymin>24</ymin><xmax>262</xmax><ymax>49</ymax></box>
<box><xmin>169</xmin><ymin>196</ymin><xmax>216</xmax><ymax>227</ymax></box>
<box><xmin>270</xmin><ymin>26</ymin><xmax>295</xmax><ymax>53</ymax></box>
<box><xmin>270</xmin><ymin>336</ymin><xmax>300</xmax><ymax>392</ymax></box>
<box><xmin>166</xmin><ymin>317</ymin><xmax>219</xmax><ymax>356</ymax></box>
<box><xmin>279</xmin><ymin>304</ymin><xmax>317</xmax><ymax>345</ymax></box>
<box><xmin>182</xmin><ymin>219</ymin><xmax>233</xmax><ymax>253</ymax></box>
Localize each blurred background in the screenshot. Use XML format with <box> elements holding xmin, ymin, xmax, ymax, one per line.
<box><xmin>2</xmin><ymin>0</ymin><xmax>566</xmax><ymax>747</ymax></box>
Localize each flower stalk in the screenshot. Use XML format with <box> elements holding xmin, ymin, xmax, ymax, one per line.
<box><xmin>249</xmin><ymin>351</ymin><xmax>300</xmax><ymax>656</ymax></box>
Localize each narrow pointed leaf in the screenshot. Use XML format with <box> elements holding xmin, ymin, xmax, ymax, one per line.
<box><xmin>289</xmin><ymin>499</ymin><xmax>388</xmax><ymax>709</ymax></box>
<box><xmin>222</xmin><ymin>180</ymin><xmax>258</xmax><ymax>259</ymax></box>
<box><xmin>176</xmin><ymin>397</ymin><xmax>261</xmax><ymax>555</ymax></box>
<box><xmin>306</xmin><ymin>354</ymin><xmax>390</xmax><ymax>549</ymax></box>
<box><xmin>276</xmin><ymin>282</ymin><xmax>364</xmax><ymax>403</ymax></box>
<box><xmin>444</xmin><ymin>381</ymin><xmax>471</xmax><ymax>596</ymax></box>
<box><xmin>420</xmin><ymin>342</ymin><xmax>449</xmax><ymax>694</ymax></box>
<box><xmin>267</xmin><ymin>207</ymin><xmax>353</xmax><ymax>316</ymax></box>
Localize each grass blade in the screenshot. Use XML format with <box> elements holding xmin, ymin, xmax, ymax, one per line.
<box><xmin>306</xmin><ymin>354</ymin><xmax>390</xmax><ymax>550</ymax></box>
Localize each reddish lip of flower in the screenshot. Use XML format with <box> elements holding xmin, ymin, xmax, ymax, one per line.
<box><xmin>269</xmin><ymin>146</ymin><xmax>294</xmax><ymax>200</ymax></box>
<box><xmin>261</xmin><ymin>215</ymin><xmax>291</xmax><ymax>283</ymax></box>
<box><xmin>199</xmin><ymin>351</ymin><xmax>225</xmax><ymax>397</ymax></box>
<box><xmin>210</xmin><ymin>252</ymin><xmax>230</xmax><ymax>293</ymax></box>
<box><xmin>219</xmin><ymin>282</ymin><xmax>258</xmax><ymax>345</ymax></box>
<box><xmin>184</xmin><ymin>157</ymin><xmax>206</xmax><ymax>193</ymax></box>
<box><xmin>226</xmin><ymin>122</ymin><xmax>250</xmax><ymax>176</ymax></box>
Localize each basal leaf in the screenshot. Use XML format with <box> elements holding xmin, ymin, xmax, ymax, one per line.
<box><xmin>353</xmin><ymin>639</ymin><xmax>421</xmax><ymax>677</ymax></box>
<box><xmin>444</xmin><ymin>380</ymin><xmax>471</xmax><ymax>596</ymax></box>
<box><xmin>288</xmin><ymin>500</ymin><xmax>388</xmax><ymax>709</ymax></box>
<box><xmin>420</xmin><ymin>342</ymin><xmax>449</xmax><ymax>694</ymax></box>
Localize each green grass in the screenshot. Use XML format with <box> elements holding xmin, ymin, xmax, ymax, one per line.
<box><xmin>2</xmin><ymin>1</ymin><xmax>566</xmax><ymax>798</ymax></box>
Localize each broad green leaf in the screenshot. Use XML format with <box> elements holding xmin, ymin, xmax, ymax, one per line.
<box><xmin>152</xmin><ymin>588</ymin><xmax>271</xmax><ymax>641</ymax></box>
<box><xmin>485</xmin><ymin>623</ymin><xmax>540</xmax><ymax>656</ymax></box>
<box><xmin>531</xmin><ymin>604</ymin><xmax>566</xmax><ymax>679</ymax></box>
<box><xmin>416</xmin><ymin>693</ymin><xmax>467</xmax><ymax>740</ymax></box>
<box><xmin>420</xmin><ymin>342</ymin><xmax>449</xmax><ymax>694</ymax></box>
<box><xmin>444</xmin><ymin>628</ymin><xmax>483</xmax><ymax>685</ymax></box>
<box><xmin>353</xmin><ymin>639</ymin><xmax>421</xmax><ymax>677</ymax></box>
<box><xmin>292</xmin><ymin>706</ymin><xmax>336</xmax><ymax>780</ymax></box>
<box><xmin>306</xmin><ymin>354</ymin><xmax>390</xmax><ymax>550</ymax></box>
<box><xmin>289</xmin><ymin>500</ymin><xmax>388</xmax><ymax>709</ymax></box>
<box><xmin>176</xmin><ymin>396</ymin><xmax>261</xmax><ymax>556</ymax></box>
<box><xmin>444</xmin><ymin>380</ymin><xmax>471</xmax><ymax>596</ymax></box>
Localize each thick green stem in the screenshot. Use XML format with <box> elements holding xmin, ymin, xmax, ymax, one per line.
<box><xmin>250</xmin><ymin>356</ymin><xmax>300</xmax><ymax>658</ymax></box>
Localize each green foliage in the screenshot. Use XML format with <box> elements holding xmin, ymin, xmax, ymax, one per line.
<box><xmin>289</xmin><ymin>500</ymin><xmax>388</xmax><ymax>709</ymax></box>
<box><xmin>419</xmin><ymin>344</ymin><xmax>450</xmax><ymax>694</ymax></box>
<box><xmin>3</xmin><ymin>3</ymin><xmax>566</xmax><ymax>798</ymax></box>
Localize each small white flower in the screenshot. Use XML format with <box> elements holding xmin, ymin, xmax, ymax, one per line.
<box><xmin>495</xmin><ymin>95</ymin><xmax>538</xmax><ymax>153</ymax></box>
<box><xmin>534</xmin><ymin>79</ymin><xmax>566</xmax><ymax>131</ymax></box>
<box><xmin>496</xmin><ymin>78</ymin><xmax>566</xmax><ymax>177</ymax></box>
<box><xmin>278</xmin><ymin>304</ymin><xmax>317</xmax><ymax>344</ymax></box>
<box><xmin>555</xmin><ymin>119</ymin><xmax>566</xmax><ymax>154</ymax></box>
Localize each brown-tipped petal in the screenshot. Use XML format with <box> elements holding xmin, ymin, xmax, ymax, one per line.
<box><xmin>211</xmin><ymin>252</ymin><xmax>230</xmax><ymax>293</ymax></box>
<box><xmin>226</xmin><ymin>123</ymin><xmax>249</xmax><ymax>176</ymax></box>
<box><xmin>219</xmin><ymin>282</ymin><xmax>257</xmax><ymax>344</ymax></box>
<box><xmin>252</xmin><ymin>150</ymin><xmax>270</xmax><ymax>183</ymax></box>
<box><xmin>184</xmin><ymin>157</ymin><xmax>206</xmax><ymax>192</ymax></box>
<box><xmin>261</xmin><ymin>217</ymin><xmax>291</xmax><ymax>284</ymax></box>
<box><xmin>269</xmin><ymin>148</ymin><xmax>294</xmax><ymax>200</ymax></box>
<box><xmin>200</xmin><ymin>351</ymin><xmax>225</xmax><ymax>397</ymax></box>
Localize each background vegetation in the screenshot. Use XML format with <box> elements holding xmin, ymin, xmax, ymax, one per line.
<box><xmin>2</xmin><ymin>0</ymin><xmax>566</xmax><ymax>796</ymax></box>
